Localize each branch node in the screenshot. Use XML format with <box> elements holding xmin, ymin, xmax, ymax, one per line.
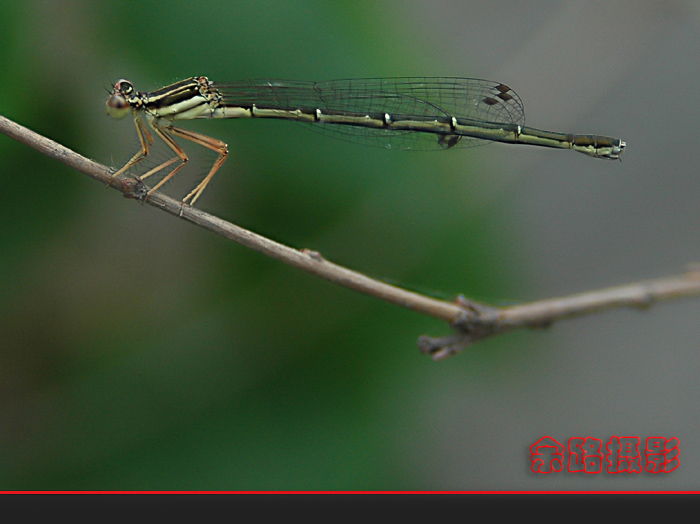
<box><xmin>452</xmin><ymin>296</ymin><xmax>501</xmax><ymax>332</ymax></box>
<box><xmin>120</xmin><ymin>177</ymin><xmax>150</xmax><ymax>201</ymax></box>
<box><xmin>300</xmin><ymin>248</ymin><xmax>325</xmax><ymax>262</ymax></box>
<box><xmin>417</xmin><ymin>297</ymin><xmax>505</xmax><ymax>360</ymax></box>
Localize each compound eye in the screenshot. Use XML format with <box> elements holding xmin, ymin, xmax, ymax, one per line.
<box><xmin>115</xmin><ymin>79</ymin><xmax>134</xmax><ymax>96</ymax></box>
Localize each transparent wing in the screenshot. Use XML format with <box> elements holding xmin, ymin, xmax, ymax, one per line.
<box><xmin>213</xmin><ymin>77</ymin><xmax>525</xmax><ymax>151</ymax></box>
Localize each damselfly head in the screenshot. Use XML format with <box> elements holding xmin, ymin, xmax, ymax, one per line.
<box><xmin>106</xmin><ymin>79</ymin><xmax>135</xmax><ymax>119</ymax></box>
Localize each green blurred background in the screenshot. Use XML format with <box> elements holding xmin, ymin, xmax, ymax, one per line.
<box><xmin>1</xmin><ymin>0</ymin><xmax>699</xmax><ymax>490</ymax></box>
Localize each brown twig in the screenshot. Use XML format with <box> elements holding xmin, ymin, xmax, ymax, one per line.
<box><xmin>2</xmin><ymin>114</ymin><xmax>699</xmax><ymax>360</ymax></box>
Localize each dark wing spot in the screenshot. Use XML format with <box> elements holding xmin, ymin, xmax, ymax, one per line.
<box><xmin>497</xmin><ymin>92</ymin><xmax>513</xmax><ymax>102</ymax></box>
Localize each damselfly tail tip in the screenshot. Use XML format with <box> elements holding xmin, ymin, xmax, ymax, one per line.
<box><xmin>610</xmin><ymin>140</ymin><xmax>626</xmax><ymax>161</ymax></box>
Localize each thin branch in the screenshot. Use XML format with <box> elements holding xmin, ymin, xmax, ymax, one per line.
<box><xmin>2</xmin><ymin>114</ymin><xmax>700</xmax><ymax>360</ymax></box>
<box><xmin>0</xmin><ymin>116</ymin><xmax>461</xmax><ymax>320</ymax></box>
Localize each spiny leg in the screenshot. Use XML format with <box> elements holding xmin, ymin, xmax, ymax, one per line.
<box><xmin>110</xmin><ymin>112</ymin><xmax>154</xmax><ymax>179</ymax></box>
<box><xmin>116</xmin><ymin>119</ymin><xmax>229</xmax><ymax>206</ymax></box>
<box><xmin>160</xmin><ymin>126</ymin><xmax>229</xmax><ymax>206</ymax></box>
<box><xmin>141</xmin><ymin>122</ymin><xmax>192</xmax><ymax>199</ymax></box>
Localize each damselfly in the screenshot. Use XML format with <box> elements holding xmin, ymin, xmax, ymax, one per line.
<box><xmin>106</xmin><ymin>76</ymin><xmax>625</xmax><ymax>205</ymax></box>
